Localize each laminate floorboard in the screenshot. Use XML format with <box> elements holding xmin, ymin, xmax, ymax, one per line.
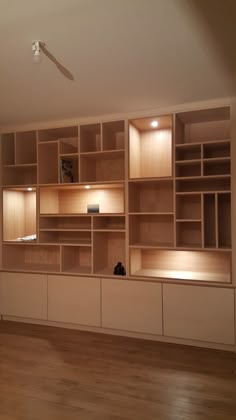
<box><xmin>0</xmin><ymin>321</ymin><xmax>236</xmax><ymax>420</ymax></box>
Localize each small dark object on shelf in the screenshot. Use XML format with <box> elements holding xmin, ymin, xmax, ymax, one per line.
<box><xmin>87</xmin><ymin>204</ymin><xmax>99</xmax><ymax>213</ymax></box>
<box><xmin>113</xmin><ymin>261</ymin><xmax>126</xmax><ymax>276</ymax></box>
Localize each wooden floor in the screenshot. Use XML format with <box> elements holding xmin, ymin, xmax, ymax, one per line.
<box><xmin>0</xmin><ymin>322</ymin><xmax>236</xmax><ymax>420</ymax></box>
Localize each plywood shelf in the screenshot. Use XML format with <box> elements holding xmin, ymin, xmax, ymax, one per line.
<box><xmin>129</xmin><ymin>242</ymin><xmax>174</xmax><ymax>249</ymax></box>
<box><xmin>39</xmin><ymin>229</ymin><xmax>91</xmax><ymax>245</ymax></box>
<box><xmin>102</xmin><ymin>120</ymin><xmax>125</xmax><ymax>151</ymax></box>
<box><xmin>80</xmin><ymin>150</ymin><xmax>125</xmax><ymax>158</ymax></box>
<box><xmin>40</xmin><ymin>184</ymin><xmax>125</xmax><ymax>214</ymax></box>
<box><xmin>2</xmin><ymin>244</ymin><xmax>60</xmax><ymax>272</ymax></box>
<box><xmin>59</xmin><ymin>137</ymin><xmax>78</xmax><ymax>154</ymax></box>
<box><xmin>175</xmin><ymin>107</ymin><xmax>230</xmax><ymax>145</ymax></box>
<box><xmin>176</xmin><ymin>220</ymin><xmax>202</xmax><ymax>248</ymax></box>
<box><xmin>129</xmin><ymin>214</ymin><xmax>174</xmax><ymax>248</ymax></box>
<box><xmin>2</xmin><ymin>166</ymin><xmax>37</xmax><ymax>186</ymax></box>
<box><xmin>129</xmin><ymin>115</ymin><xmax>172</xmax><ymax>179</ymax></box>
<box><xmin>61</xmin><ymin>245</ymin><xmax>92</xmax><ymax>274</ymax></box>
<box><xmin>93</xmin><ymin>232</ymin><xmax>126</xmax><ymax>275</ymax></box>
<box><xmin>80</xmin><ymin>123</ymin><xmax>101</xmax><ymax>153</ymax></box>
<box><xmin>93</xmin><ymin>215</ymin><xmax>125</xmax><ymax>230</ymax></box>
<box><xmin>130</xmin><ymin>249</ymin><xmax>231</xmax><ymax>283</ymax></box>
<box><xmin>131</xmin><ymin>268</ymin><xmax>230</xmax><ymax>283</ymax></box>
<box><xmin>129</xmin><ymin>212</ymin><xmax>174</xmax><ymax>215</ymax></box>
<box><xmin>80</xmin><ymin>153</ymin><xmax>125</xmax><ymax>183</ymax></box>
<box><xmin>39</xmin><ymin>228</ymin><xmax>91</xmax><ymax>232</ymax></box>
<box><xmin>129</xmin><ymin>179</ymin><xmax>173</xmax><ymax>213</ymax></box>
<box><xmin>38</xmin><ymin>126</ymin><xmax>78</xmax><ymax>142</ymax></box>
<box><xmin>3</xmin><ymin>189</ymin><xmax>36</xmax><ymax>242</ymax></box>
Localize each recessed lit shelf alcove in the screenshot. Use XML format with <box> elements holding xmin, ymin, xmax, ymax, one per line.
<box><xmin>130</xmin><ymin>249</ymin><xmax>231</xmax><ymax>283</ymax></box>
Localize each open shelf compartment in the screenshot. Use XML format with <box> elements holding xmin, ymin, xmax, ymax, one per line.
<box><xmin>129</xmin><ymin>214</ymin><xmax>174</xmax><ymax>247</ymax></box>
<box><xmin>129</xmin><ymin>179</ymin><xmax>173</xmax><ymax>213</ymax></box>
<box><xmin>129</xmin><ymin>114</ymin><xmax>172</xmax><ymax>178</ymax></box>
<box><xmin>93</xmin><ymin>215</ymin><xmax>125</xmax><ymax>230</ymax></box>
<box><xmin>80</xmin><ymin>152</ymin><xmax>125</xmax><ymax>182</ymax></box>
<box><xmin>38</xmin><ymin>126</ymin><xmax>78</xmax><ymax>142</ymax></box>
<box><xmin>176</xmin><ymin>221</ymin><xmax>202</xmax><ymax>248</ymax></box>
<box><xmin>176</xmin><ymin>194</ymin><xmax>201</xmax><ymax>220</ymax></box>
<box><xmin>39</xmin><ymin>230</ymin><xmax>91</xmax><ymax>245</ymax></box>
<box><xmin>217</xmin><ymin>192</ymin><xmax>231</xmax><ymax>248</ymax></box>
<box><xmin>2</xmin><ymin>244</ymin><xmax>60</xmax><ymax>272</ymax></box>
<box><xmin>102</xmin><ymin>120</ymin><xmax>125</xmax><ymax>151</ymax></box>
<box><xmin>39</xmin><ymin>215</ymin><xmax>91</xmax><ymax>230</ymax></box>
<box><xmin>61</xmin><ymin>245</ymin><xmax>92</xmax><ymax>274</ymax></box>
<box><xmin>93</xmin><ymin>231</ymin><xmax>126</xmax><ymax>276</ymax></box>
<box><xmin>130</xmin><ymin>249</ymin><xmax>231</xmax><ymax>283</ymax></box>
<box><xmin>3</xmin><ymin>188</ymin><xmax>37</xmax><ymax>242</ymax></box>
<box><xmin>80</xmin><ymin>123</ymin><xmax>101</xmax><ymax>153</ymax></box>
<box><xmin>38</xmin><ymin>142</ymin><xmax>59</xmax><ymax>184</ymax></box>
<box><xmin>175</xmin><ymin>107</ymin><xmax>230</xmax><ymax>145</ymax></box>
<box><xmin>40</xmin><ymin>184</ymin><xmax>125</xmax><ymax>214</ymax></box>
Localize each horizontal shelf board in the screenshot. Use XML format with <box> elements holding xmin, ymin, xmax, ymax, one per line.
<box><xmin>128</xmin><ymin>177</ymin><xmax>173</xmax><ymax>183</ymax></box>
<box><xmin>175</xmin><ymin>175</ymin><xmax>231</xmax><ymax>180</ymax></box>
<box><xmin>93</xmin><ymin>267</ymin><xmax>126</xmax><ymax>277</ymax></box>
<box><xmin>129</xmin><ymin>212</ymin><xmax>174</xmax><ymax>216</ymax></box>
<box><xmin>61</xmin><ymin>267</ymin><xmax>92</xmax><ymax>275</ymax></box>
<box><xmin>39</xmin><ymin>213</ymin><xmax>92</xmax><ymax>217</ymax></box>
<box><xmin>203</xmin><ymin>157</ymin><xmax>230</xmax><ymax>163</ymax></box>
<box><xmin>3</xmin><ymin>240</ymin><xmax>37</xmax><ymax>244</ymax></box>
<box><xmin>203</xmin><ymin>246</ymin><xmax>232</xmax><ymax>251</ymax></box>
<box><xmin>40</xmin><ymin>212</ymin><xmax>125</xmax><ymax>217</ymax></box>
<box><xmin>176</xmin><ymin>244</ymin><xmax>202</xmax><ymax>249</ymax></box>
<box><xmin>129</xmin><ymin>242</ymin><xmax>174</xmax><ymax>249</ymax></box>
<box><xmin>131</xmin><ymin>268</ymin><xmax>230</xmax><ymax>283</ymax></box>
<box><xmin>3</xmin><ymin>184</ymin><xmax>38</xmax><ymax>188</ymax></box>
<box><xmin>93</xmin><ymin>229</ymin><xmax>125</xmax><ymax>232</ymax></box>
<box><xmin>175</xmin><ymin>139</ymin><xmax>230</xmax><ymax>148</ymax></box>
<box><xmin>176</xmin><ymin>159</ymin><xmax>201</xmax><ymax>165</ymax></box>
<box><xmin>59</xmin><ymin>153</ymin><xmax>79</xmax><ymax>157</ymax></box>
<box><xmin>176</xmin><ymin>219</ymin><xmax>201</xmax><ymax>223</ymax></box>
<box><xmin>39</xmin><ymin>241</ymin><xmax>91</xmax><ymax>246</ymax></box>
<box><xmin>39</xmin><ymin>181</ymin><xmax>125</xmax><ymax>188</ymax></box>
<box><xmin>39</xmin><ymin>228</ymin><xmax>91</xmax><ymax>232</ymax></box>
<box><xmin>38</xmin><ymin>140</ymin><xmax>60</xmax><ymax>144</ymax></box>
<box><xmin>2</xmin><ymin>264</ymin><xmax>60</xmax><ymax>272</ymax></box>
<box><xmin>3</xmin><ymin>242</ymin><xmax>59</xmax><ymax>248</ymax></box>
<box><xmin>80</xmin><ymin>150</ymin><xmax>125</xmax><ymax>158</ymax></box>
<box><xmin>3</xmin><ymin>163</ymin><xmax>37</xmax><ymax>168</ymax></box>
<box><xmin>176</xmin><ymin>190</ymin><xmax>231</xmax><ymax>195</ymax></box>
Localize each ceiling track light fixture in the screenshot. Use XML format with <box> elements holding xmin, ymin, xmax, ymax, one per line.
<box><xmin>32</xmin><ymin>40</ymin><xmax>45</xmax><ymax>63</ymax></box>
<box><xmin>31</xmin><ymin>40</ymin><xmax>74</xmax><ymax>81</ymax></box>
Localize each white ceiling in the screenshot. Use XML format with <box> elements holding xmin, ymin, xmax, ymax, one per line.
<box><xmin>0</xmin><ymin>0</ymin><xmax>235</xmax><ymax>128</ymax></box>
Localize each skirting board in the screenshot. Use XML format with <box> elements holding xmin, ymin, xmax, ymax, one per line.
<box><xmin>2</xmin><ymin>315</ymin><xmax>235</xmax><ymax>353</ymax></box>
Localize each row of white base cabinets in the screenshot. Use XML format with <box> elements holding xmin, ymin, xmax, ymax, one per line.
<box><xmin>0</xmin><ymin>273</ymin><xmax>235</xmax><ymax>348</ymax></box>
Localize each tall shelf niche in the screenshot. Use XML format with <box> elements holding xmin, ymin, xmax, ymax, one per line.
<box><xmin>174</xmin><ymin>106</ymin><xmax>231</xmax><ymax>281</ymax></box>
<box><xmin>3</xmin><ymin>188</ymin><xmax>37</xmax><ymax>242</ymax></box>
<box><xmin>129</xmin><ymin>115</ymin><xmax>173</xmax><ymax>179</ymax></box>
<box><xmin>38</xmin><ymin>126</ymin><xmax>78</xmax><ymax>184</ymax></box>
<box><xmin>2</xmin><ymin>131</ymin><xmax>37</xmax><ymax>186</ymax></box>
<box><xmin>129</xmin><ymin>179</ymin><xmax>174</xmax><ymax>248</ymax></box>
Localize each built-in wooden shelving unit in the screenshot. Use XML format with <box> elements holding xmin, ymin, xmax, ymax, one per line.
<box><xmin>1</xmin><ymin>106</ymin><xmax>232</xmax><ymax>283</ymax></box>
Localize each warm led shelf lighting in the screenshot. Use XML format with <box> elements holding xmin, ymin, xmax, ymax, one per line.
<box><xmin>27</xmin><ymin>187</ymin><xmax>33</xmax><ymax>191</ymax></box>
<box><xmin>85</xmin><ymin>185</ymin><xmax>91</xmax><ymax>189</ymax></box>
<box><xmin>151</xmin><ymin>120</ymin><xmax>158</xmax><ymax>128</ymax></box>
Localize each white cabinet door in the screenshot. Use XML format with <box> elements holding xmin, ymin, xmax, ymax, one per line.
<box><xmin>48</xmin><ymin>275</ymin><xmax>101</xmax><ymax>327</ymax></box>
<box><xmin>102</xmin><ymin>278</ymin><xmax>163</xmax><ymax>335</ymax></box>
<box><xmin>163</xmin><ymin>284</ymin><xmax>235</xmax><ymax>345</ymax></box>
<box><xmin>0</xmin><ymin>272</ymin><xmax>47</xmax><ymax>320</ymax></box>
